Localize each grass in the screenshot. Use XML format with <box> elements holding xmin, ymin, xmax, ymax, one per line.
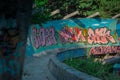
<box><xmin>64</xmin><ymin>57</ymin><xmax>120</xmax><ymax>80</ymax></box>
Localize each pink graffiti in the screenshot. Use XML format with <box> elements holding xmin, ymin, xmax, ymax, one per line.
<box><xmin>32</xmin><ymin>27</ymin><xmax>57</xmax><ymax>48</ymax></box>
<box><xmin>89</xmin><ymin>46</ymin><xmax>120</xmax><ymax>55</ymax></box>
<box><xmin>88</xmin><ymin>27</ymin><xmax>115</xmax><ymax>44</ymax></box>
<box><xmin>60</xmin><ymin>27</ymin><xmax>115</xmax><ymax>44</ymax></box>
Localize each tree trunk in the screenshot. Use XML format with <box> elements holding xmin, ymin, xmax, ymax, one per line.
<box><xmin>0</xmin><ymin>0</ymin><xmax>33</xmax><ymax>80</ymax></box>
<box><xmin>16</xmin><ymin>1</ymin><xmax>33</xmax><ymax>79</ymax></box>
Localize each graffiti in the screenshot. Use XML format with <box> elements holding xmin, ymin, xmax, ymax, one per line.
<box><xmin>89</xmin><ymin>46</ymin><xmax>120</xmax><ymax>55</ymax></box>
<box><xmin>25</xmin><ymin>19</ymin><xmax>119</xmax><ymax>56</ymax></box>
<box><xmin>118</xmin><ymin>38</ymin><xmax>120</xmax><ymax>42</ymax></box>
<box><xmin>32</xmin><ymin>27</ymin><xmax>57</xmax><ymax>48</ymax></box>
<box><xmin>88</xmin><ymin>27</ymin><xmax>115</xmax><ymax>44</ymax></box>
<box><xmin>59</xmin><ymin>27</ymin><xmax>87</xmax><ymax>44</ymax></box>
<box><xmin>59</xmin><ymin>27</ymin><xmax>115</xmax><ymax>44</ymax></box>
<box><xmin>0</xmin><ymin>59</ymin><xmax>20</xmax><ymax>76</ymax></box>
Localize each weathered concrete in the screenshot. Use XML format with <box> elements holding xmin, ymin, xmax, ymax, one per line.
<box><xmin>103</xmin><ymin>56</ymin><xmax>120</xmax><ymax>64</ymax></box>
<box><xmin>22</xmin><ymin>54</ymin><xmax>56</xmax><ymax>80</ymax></box>
<box><xmin>22</xmin><ymin>47</ymin><xmax>85</xmax><ymax>80</ymax></box>
<box><xmin>48</xmin><ymin>49</ymin><xmax>101</xmax><ymax>80</ymax></box>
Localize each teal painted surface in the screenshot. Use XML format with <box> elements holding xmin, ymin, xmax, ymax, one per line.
<box><xmin>26</xmin><ymin>18</ymin><xmax>120</xmax><ymax>56</ymax></box>
<box><xmin>57</xmin><ymin>48</ymin><xmax>86</xmax><ymax>61</ymax></box>
<box><xmin>113</xmin><ymin>63</ymin><xmax>120</xmax><ymax>75</ymax></box>
<box><xmin>0</xmin><ymin>42</ymin><xmax>24</xmax><ymax>79</ymax></box>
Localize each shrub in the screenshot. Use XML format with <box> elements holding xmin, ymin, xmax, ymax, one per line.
<box><xmin>64</xmin><ymin>57</ymin><xmax>120</xmax><ymax>80</ymax></box>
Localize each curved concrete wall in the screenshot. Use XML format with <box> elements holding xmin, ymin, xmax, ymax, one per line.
<box><xmin>57</xmin><ymin>48</ymin><xmax>86</xmax><ymax>61</ymax></box>
<box><xmin>25</xmin><ymin>18</ymin><xmax>120</xmax><ymax>56</ymax></box>
<box><xmin>48</xmin><ymin>48</ymin><xmax>101</xmax><ymax>80</ymax></box>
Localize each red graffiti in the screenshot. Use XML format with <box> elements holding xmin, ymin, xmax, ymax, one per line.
<box><xmin>118</xmin><ymin>38</ymin><xmax>120</xmax><ymax>42</ymax></box>
<box><xmin>59</xmin><ymin>27</ymin><xmax>86</xmax><ymax>44</ymax></box>
<box><xmin>60</xmin><ymin>27</ymin><xmax>115</xmax><ymax>44</ymax></box>
<box><xmin>32</xmin><ymin>27</ymin><xmax>57</xmax><ymax>48</ymax></box>
<box><xmin>88</xmin><ymin>27</ymin><xmax>115</xmax><ymax>44</ymax></box>
<box><xmin>89</xmin><ymin>46</ymin><xmax>120</xmax><ymax>55</ymax></box>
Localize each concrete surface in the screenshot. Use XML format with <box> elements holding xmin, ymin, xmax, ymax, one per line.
<box><xmin>22</xmin><ymin>54</ymin><xmax>56</xmax><ymax>80</ymax></box>
<box><xmin>48</xmin><ymin>50</ymin><xmax>101</xmax><ymax>80</ymax></box>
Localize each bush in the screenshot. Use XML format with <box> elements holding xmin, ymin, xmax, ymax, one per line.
<box><xmin>45</xmin><ymin>0</ymin><xmax>120</xmax><ymax>19</ymax></box>
<box><xmin>34</xmin><ymin>0</ymin><xmax>48</xmax><ymax>8</ymax></box>
<box><xmin>32</xmin><ymin>0</ymin><xmax>120</xmax><ymax>24</ymax></box>
<box><xmin>99</xmin><ymin>0</ymin><xmax>120</xmax><ymax>18</ymax></box>
<box><xmin>64</xmin><ymin>57</ymin><xmax>120</xmax><ymax>80</ymax></box>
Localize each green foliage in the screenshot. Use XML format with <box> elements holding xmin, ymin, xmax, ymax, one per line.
<box><xmin>31</xmin><ymin>0</ymin><xmax>50</xmax><ymax>24</ymax></box>
<box><xmin>77</xmin><ymin>0</ymin><xmax>99</xmax><ymax>16</ymax></box>
<box><xmin>31</xmin><ymin>11</ymin><xmax>51</xmax><ymax>24</ymax></box>
<box><xmin>64</xmin><ymin>57</ymin><xmax>120</xmax><ymax>80</ymax></box>
<box><xmin>99</xmin><ymin>0</ymin><xmax>120</xmax><ymax>18</ymax></box>
<box><xmin>45</xmin><ymin>0</ymin><xmax>120</xmax><ymax>19</ymax></box>
<box><xmin>34</xmin><ymin>0</ymin><xmax>48</xmax><ymax>8</ymax></box>
<box><xmin>32</xmin><ymin>0</ymin><xmax>120</xmax><ymax>24</ymax></box>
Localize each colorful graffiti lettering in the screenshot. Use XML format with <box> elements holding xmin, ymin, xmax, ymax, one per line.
<box><xmin>89</xmin><ymin>46</ymin><xmax>120</xmax><ymax>55</ymax></box>
<box><xmin>25</xmin><ymin>19</ymin><xmax>119</xmax><ymax>56</ymax></box>
<box><xmin>59</xmin><ymin>27</ymin><xmax>87</xmax><ymax>44</ymax></box>
<box><xmin>88</xmin><ymin>27</ymin><xmax>115</xmax><ymax>44</ymax></box>
<box><xmin>59</xmin><ymin>27</ymin><xmax>115</xmax><ymax>44</ymax></box>
<box><xmin>32</xmin><ymin>27</ymin><xmax>57</xmax><ymax>48</ymax></box>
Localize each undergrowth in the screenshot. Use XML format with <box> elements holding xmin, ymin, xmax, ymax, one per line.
<box><xmin>64</xmin><ymin>57</ymin><xmax>120</xmax><ymax>80</ymax></box>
